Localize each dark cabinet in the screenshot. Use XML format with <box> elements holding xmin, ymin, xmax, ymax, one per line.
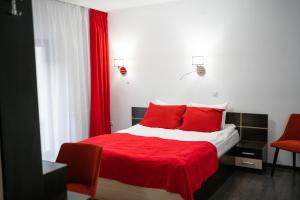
<box><xmin>0</xmin><ymin>0</ymin><xmax>43</xmax><ymax>199</ymax></box>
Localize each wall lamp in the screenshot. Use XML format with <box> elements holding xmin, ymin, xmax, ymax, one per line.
<box><xmin>192</xmin><ymin>56</ymin><xmax>205</xmax><ymax>76</ymax></box>
<box><xmin>113</xmin><ymin>58</ymin><xmax>127</xmax><ymax>75</ymax></box>
<box><xmin>179</xmin><ymin>56</ymin><xmax>205</xmax><ymax>80</ymax></box>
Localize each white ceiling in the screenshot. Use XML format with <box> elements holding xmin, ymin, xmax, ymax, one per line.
<box><xmin>59</xmin><ymin>0</ymin><xmax>181</xmax><ymax>12</ymax></box>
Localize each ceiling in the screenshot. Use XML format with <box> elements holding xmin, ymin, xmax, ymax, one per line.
<box><xmin>59</xmin><ymin>0</ymin><xmax>181</xmax><ymax>12</ymax></box>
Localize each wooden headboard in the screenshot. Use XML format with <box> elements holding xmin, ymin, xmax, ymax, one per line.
<box><xmin>131</xmin><ymin>107</ymin><xmax>268</xmax><ymax>142</ymax></box>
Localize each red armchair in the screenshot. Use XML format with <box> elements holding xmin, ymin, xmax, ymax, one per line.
<box><xmin>271</xmin><ymin>114</ymin><xmax>300</xmax><ymax>176</ymax></box>
<box><xmin>56</xmin><ymin>143</ymin><xmax>102</xmax><ymax>199</ymax></box>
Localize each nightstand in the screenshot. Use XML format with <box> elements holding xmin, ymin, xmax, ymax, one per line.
<box><xmin>225</xmin><ymin>112</ymin><xmax>268</xmax><ymax>170</ymax></box>
<box><xmin>234</xmin><ymin>140</ymin><xmax>267</xmax><ymax>170</ymax></box>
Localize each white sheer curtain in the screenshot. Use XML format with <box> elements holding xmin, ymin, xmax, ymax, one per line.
<box><xmin>32</xmin><ymin>0</ymin><xmax>90</xmax><ymax>161</ymax></box>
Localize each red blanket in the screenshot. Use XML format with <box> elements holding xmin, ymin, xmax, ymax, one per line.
<box><xmin>81</xmin><ymin>133</ymin><xmax>218</xmax><ymax>200</ymax></box>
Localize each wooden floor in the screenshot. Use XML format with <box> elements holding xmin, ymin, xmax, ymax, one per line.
<box><xmin>210</xmin><ymin>166</ymin><xmax>300</xmax><ymax>200</ymax></box>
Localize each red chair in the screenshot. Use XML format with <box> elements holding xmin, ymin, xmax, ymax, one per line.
<box><xmin>271</xmin><ymin>114</ymin><xmax>300</xmax><ymax>176</ymax></box>
<box><xmin>56</xmin><ymin>143</ymin><xmax>102</xmax><ymax>199</ymax></box>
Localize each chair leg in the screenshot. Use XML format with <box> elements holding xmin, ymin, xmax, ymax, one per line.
<box><xmin>271</xmin><ymin>148</ymin><xmax>279</xmax><ymax>176</ymax></box>
<box><xmin>293</xmin><ymin>152</ymin><xmax>296</xmax><ymax>170</ymax></box>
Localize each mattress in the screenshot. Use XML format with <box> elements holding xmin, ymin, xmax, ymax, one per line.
<box><xmin>95</xmin><ymin>124</ymin><xmax>240</xmax><ymax>200</ymax></box>
<box><xmin>117</xmin><ymin>124</ymin><xmax>239</xmax><ymax>157</ymax></box>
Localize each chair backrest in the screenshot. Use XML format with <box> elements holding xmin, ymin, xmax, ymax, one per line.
<box><xmin>56</xmin><ymin>143</ymin><xmax>102</xmax><ymax>191</ymax></box>
<box><xmin>280</xmin><ymin>114</ymin><xmax>300</xmax><ymax>141</ymax></box>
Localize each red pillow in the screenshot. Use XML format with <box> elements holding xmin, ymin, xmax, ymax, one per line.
<box><xmin>179</xmin><ymin>107</ymin><xmax>224</xmax><ymax>132</ymax></box>
<box><xmin>140</xmin><ymin>103</ymin><xmax>186</xmax><ymax>129</ymax></box>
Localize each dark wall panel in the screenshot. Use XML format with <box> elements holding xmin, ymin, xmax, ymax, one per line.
<box><xmin>132</xmin><ymin>107</ymin><xmax>268</xmax><ymax>142</ymax></box>
<box><xmin>242</xmin><ymin>113</ymin><xmax>268</xmax><ymax>128</ymax></box>
<box><xmin>225</xmin><ymin>112</ymin><xmax>240</xmax><ymax>125</ymax></box>
<box><xmin>241</xmin><ymin>128</ymin><xmax>268</xmax><ymax>142</ymax></box>
<box><xmin>132</xmin><ymin>107</ymin><xmax>147</xmax><ymax>119</ymax></box>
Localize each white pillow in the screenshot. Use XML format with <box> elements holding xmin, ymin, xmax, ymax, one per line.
<box><xmin>153</xmin><ymin>99</ymin><xmax>169</xmax><ymax>105</ymax></box>
<box><xmin>189</xmin><ymin>102</ymin><xmax>228</xmax><ymax>129</ymax></box>
<box><xmin>153</xmin><ymin>99</ymin><xmax>184</xmax><ymax>105</ymax></box>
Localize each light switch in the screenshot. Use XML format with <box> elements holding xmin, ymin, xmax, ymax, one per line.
<box><xmin>212</xmin><ymin>91</ymin><xmax>218</xmax><ymax>97</ymax></box>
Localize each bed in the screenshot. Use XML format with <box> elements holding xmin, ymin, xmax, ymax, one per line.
<box><xmin>93</xmin><ymin>124</ymin><xmax>239</xmax><ymax>200</ymax></box>
<box><xmin>80</xmin><ymin>105</ymin><xmax>241</xmax><ymax>200</ymax></box>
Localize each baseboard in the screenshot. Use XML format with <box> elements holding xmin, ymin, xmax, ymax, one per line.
<box><xmin>266</xmin><ymin>163</ymin><xmax>300</xmax><ymax>170</ymax></box>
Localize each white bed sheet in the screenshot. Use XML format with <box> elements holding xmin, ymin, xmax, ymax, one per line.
<box><xmin>116</xmin><ymin>124</ymin><xmax>240</xmax><ymax>157</ymax></box>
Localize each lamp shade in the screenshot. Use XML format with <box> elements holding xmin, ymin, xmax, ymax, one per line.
<box><xmin>114</xmin><ymin>59</ymin><xmax>124</xmax><ymax>67</ymax></box>
<box><xmin>192</xmin><ymin>56</ymin><xmax>204</xmax><ymax>65</ymax></box>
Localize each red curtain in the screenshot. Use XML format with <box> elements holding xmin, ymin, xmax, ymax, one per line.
<box><xmin>89</xmin><ymin>9</ymin><xmax>111</xmax><ymax>137</ymax></box>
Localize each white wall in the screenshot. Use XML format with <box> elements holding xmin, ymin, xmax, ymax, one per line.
<box><xmin>108</xmin><ymin>0</ymin><xmax>300</xmax><ymax>166</ymax></box>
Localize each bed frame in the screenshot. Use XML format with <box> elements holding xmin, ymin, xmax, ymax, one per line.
<box><xmin>131</xmin><ymin>107</ymin><xmax>268</xmax><ymax>200</ymax></box>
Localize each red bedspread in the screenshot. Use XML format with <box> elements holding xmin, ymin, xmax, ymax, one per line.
<box><xmin>81</xmin><ymin>133</ymin><xmax>218</xmax><ymax>200</ymax></box>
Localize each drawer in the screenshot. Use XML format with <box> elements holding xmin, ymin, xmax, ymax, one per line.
<box><xmin>235</xmin><ymin>157</ymin><xmax>262</xmax><ymax>169</ymax></box>
<box><xmin>234</xmin><ymin>147</ymin><xmax>262</xmax><ymax>159</ymax></box>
